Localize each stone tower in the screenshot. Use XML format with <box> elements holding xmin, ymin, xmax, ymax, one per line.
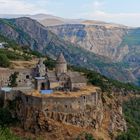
<box><xmin>56</xmin><ymin>53</ymin><xmax>67</xmax><ymax>74</ymax></box>
<box><xmin>36</xmin><ymin>58</ymin><xmax>46</xmax><ymax>77</ymax></box>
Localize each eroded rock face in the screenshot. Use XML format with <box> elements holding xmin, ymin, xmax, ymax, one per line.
<box><xmin>12</xmin><ymin>91</ymin><xmax>127</xmax><ymax>138</ymax></box>
<box><xmin>48</xmin><ymin>24</ymin><xmax>128</xmax><ymax>61</ymax></box>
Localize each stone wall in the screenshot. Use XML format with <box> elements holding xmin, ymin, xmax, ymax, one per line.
<box><xmin>0</xmin><ymin>68</ymin><xmax>12</xmax><ymax>86</ymax></box>
<box><xmin>40</xmin><ymin>92</ymin><xmax>101</xmax><ymax>128</ymax></box>
<box><xmin>0</xmin><ymin>68</ymin><xmax>33</xmax><ymax>87</ymax></box>
<box><xmin>42</xmin><ymin>92</ymin><xmax>99</xmax><ymax>113</ymax></box>
<box><xmin>16</xmin><ymin>69</ymin><xmax>33</xmax><ymax>87</ymax></box>
<box><xmin>71</xmin><ymin>83</ymin><xmax>87</xmax><ymax>90</ymax></box>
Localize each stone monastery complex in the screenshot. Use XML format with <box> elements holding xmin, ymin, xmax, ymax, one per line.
<box><xmin>0</xmin><ymin>53</ymin><xmax>125</xmax><ymax>134</ymax></box>
<box><xmin>0</xmin><ymin>53</ymin><xmax>87</xmax><ymax>92</ymax></box>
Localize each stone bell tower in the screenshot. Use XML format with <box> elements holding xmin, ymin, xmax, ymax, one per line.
<box><xmin>36</xmin><ymin>58</ymin><xmax>46</xmax><ymax>77</ymax></box>
<box><xmin>55</xmin><ymin>53</ymin><xmax>67</xmax><ymax>75</ymax></box>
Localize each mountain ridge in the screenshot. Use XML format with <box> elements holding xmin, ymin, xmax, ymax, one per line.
<box><xmin>0</xmin><ymin>13</ymin><xmax>128</xmax><ymax>27</ymax></box>
<box><xmin>0</xmin><ymin>17</ymin><xmax>138</xmax><ymax>85</ymax></box>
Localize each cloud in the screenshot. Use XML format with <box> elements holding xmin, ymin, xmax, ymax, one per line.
<box><xmin>85</xmin><ymin>10</ymin><xmax>140</xmax><ymax>27</ymax></box>
<box><xmin>92</xmin><ymin>0</ymin><xmax>104</xmax><ymax>11</ymax></box>
<box><xmin>88</xmin><ymin>11</ymin><xmax>140</xmax><ymax>19</ymax></box>
<box><xmin>82</xmin><ymin>0</ymin><xmax>140</xmax><ymax>27</ymax></box>
<box><xmin>0</xmin><ymin>0</ymin><xmax>48</xmax><ymax>14</ymax></box>
<box><xmin>82</xmin><ymin>0</ymin><xmax>104</xmax><ymax>11</ymax></box>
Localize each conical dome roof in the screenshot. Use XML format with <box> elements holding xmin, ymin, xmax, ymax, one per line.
<box><xmin>56</xmin><ymin>53</ymin><xmax>67</xmax><ymax>63</ymax></box>
<box><xmin>38</xmin><ymin>58</ymin><xmax>44</xmax><ymax>65</ymax></box>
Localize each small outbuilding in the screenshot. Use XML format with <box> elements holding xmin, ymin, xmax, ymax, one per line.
<box><xmin>35</xmin><ymin>77</ymin><xmax>49</xmax><ymax>91</ymax></box>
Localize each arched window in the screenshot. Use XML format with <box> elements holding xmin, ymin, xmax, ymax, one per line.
<box><xmin>65</xmin><ymin>105</ymin><xmax>68</xmax><ymax>108</ymax></box>
<box><xmin>41</xmin><ymin>82</ymin><xmax>45</xmax><ymax>90</ymax></box>
<box><xmin>26</xmin><ymin>75</ymin><xmax>30</xmax><ymax>79</ymax></box>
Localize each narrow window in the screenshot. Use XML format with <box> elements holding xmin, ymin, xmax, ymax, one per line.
<box><xmin>26</xmin><ymin>75</ymin><xmax>30</xmax><ymax>79</ymax></box>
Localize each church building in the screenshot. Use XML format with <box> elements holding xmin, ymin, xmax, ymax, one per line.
<box><xmin>35</xmin><ymin>53</ymin><xmax>87</xmax><ymax>91</ymax></box>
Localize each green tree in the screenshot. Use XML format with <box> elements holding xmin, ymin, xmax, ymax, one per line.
<box><xmin>116</xmin><ymin>98</ymin><xmax>140</xmax><ymax>140</ymax></box>
<box><xmin>76</xmin><ymin>132</ymin><xmax>96</xmax><ymax>140</ymax></box>
<box><xmin>0</xmin><ymin>53</ymin><xmax>10</xmax><ymax>67</ymax></box>
<box><xmin>0</xmin><ymin>108</ymin><xmax>15</xmax><ymax>127</ymax></box>
<box><xmin>9</xmin><ymin>72</ymin><xmax>19</xmax><ymax>87</ymax></box>
<box><xmin>85</xmin><ymin>133</ymin><xmax>96</xmax><ymax>140</ymax></box>
<box><xmin>0</xmin><ymin>107</ymin><xmax>21</xmax><ymax>140</ymax></box>
<box><xmin>44</xmin><ymin>57</ymin><xmax>56</xmax><ymax>70</ymax></box>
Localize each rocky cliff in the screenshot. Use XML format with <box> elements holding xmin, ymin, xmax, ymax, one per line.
<box><xmin>47</xmin><ymin>24</ymin><xmax>140</xmax><ymax>85</ymax></box>
<box><xmin>48</xmin><ymin>24</ymin><xmax>128</xmax><ymax>62</ymax></box>
<box><xmin>47</xmin><ymin>23</ymin><xmax>140</xmax><ymax>67</ymax></box>
<box><xmin>9</xmin><ymin>90</ymin><xmax>127</xmax><ymax>140</ymax></box>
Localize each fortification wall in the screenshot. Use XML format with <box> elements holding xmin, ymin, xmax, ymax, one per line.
<box><xmin>0</xmin><ymin>68</ymin><xmax>12</xmax><ymax>86</ymax></box>
<box><xmin>13</xmin><ymin>92</ymin><xmax>102</xmax><ymax>128</ymax></box>
<box><xmin>0</xmin><ymin>68</ymin><xmax>33</xmax><ymax>87</ymax></box>
<box><xmin>0</xmin><ymin>90</ymin><xmax>20</xmax><ymax>101</ymax></box>
<box><xmin>15</xmin><ymin>91</ymin><xmax>100</xmax><ymax>113</ymax></box>
<box><xmin>40</xmin><ymin>92</ymin><xmax>101</xmax><ymax>127</ymax></box>
<box><xmin>42</xmin><ymin>92</ymin><xmax>99</xmax><ymax>113</ymax></box>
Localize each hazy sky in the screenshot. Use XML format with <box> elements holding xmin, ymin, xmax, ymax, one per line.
<box><xmin>0</xmin><ymin>0</ymin><xmax>140</xmax><ymax>27</ymax></box>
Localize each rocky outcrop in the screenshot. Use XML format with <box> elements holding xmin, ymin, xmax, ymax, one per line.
<box><xmin>48</xmin><ymin>24</ymin><xmax>128</xmax><ymax>61</ymax></box>
<box><xmin>47</xmin><ymin>24</ymin><xmax>140</xmax><ymax>85</ymax></box>
<box><xmin>10</xmin><ymin>91</ymin><xmax>127</xmax><ymax>139</ymax></box>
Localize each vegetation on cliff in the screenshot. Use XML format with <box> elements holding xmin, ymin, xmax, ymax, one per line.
<box><xmin>70</xmin><ymin>66</ymin><xmax>140</xmax><ymax>92</ymax></box>
<box><xmin>122</xmin><ymin>28</ymin><xmax>140</xmax><ymax>47</ymax></box>
<box><xmin>0</xmin><ymin>53</ymin><xmax>10</xmax><ymax>67</ymax></box>
<box><xmin>0</xmin><ymin>48</ymin><xmax>42</xmax><ymax>67</ymax></box>
<box><xmin>8</xmin><ymin>72</ymin><xmax>19</xmax><ymax>87</ymax></box>
<box><xmin>0</xmin><ymin>34</ymin><xmax>43</xmax><ymax>67</ymax></box>
<box><xmin>0</xmin><ymin>98</ymin><xmax>43</xmax><ymax>140</ymax></box>
<box><xmin>116</xmin><ymin>97</ymin><xmax>140</xmax><ymax>140</ymax></box>
<box><xmin>76</xmin><ymin>132</ymin><xmax>96</xmax><ymax>140</ymax></box>
<box><xmin>0</xmin><ymin>107</ymin><xmax>21</xmax><ymax>140</ymax></box>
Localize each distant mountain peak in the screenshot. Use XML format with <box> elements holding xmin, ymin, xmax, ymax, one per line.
<box><xmin>0</xmin><ymin>13</ymin><xmax>128</xmax><ymax>28</ymax></box>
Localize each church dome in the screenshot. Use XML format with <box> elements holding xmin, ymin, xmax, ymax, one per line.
<box><xmin>56</xmin><ymin>53</ymin><xmax>67</xmax><ymax>63</ymax></box>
